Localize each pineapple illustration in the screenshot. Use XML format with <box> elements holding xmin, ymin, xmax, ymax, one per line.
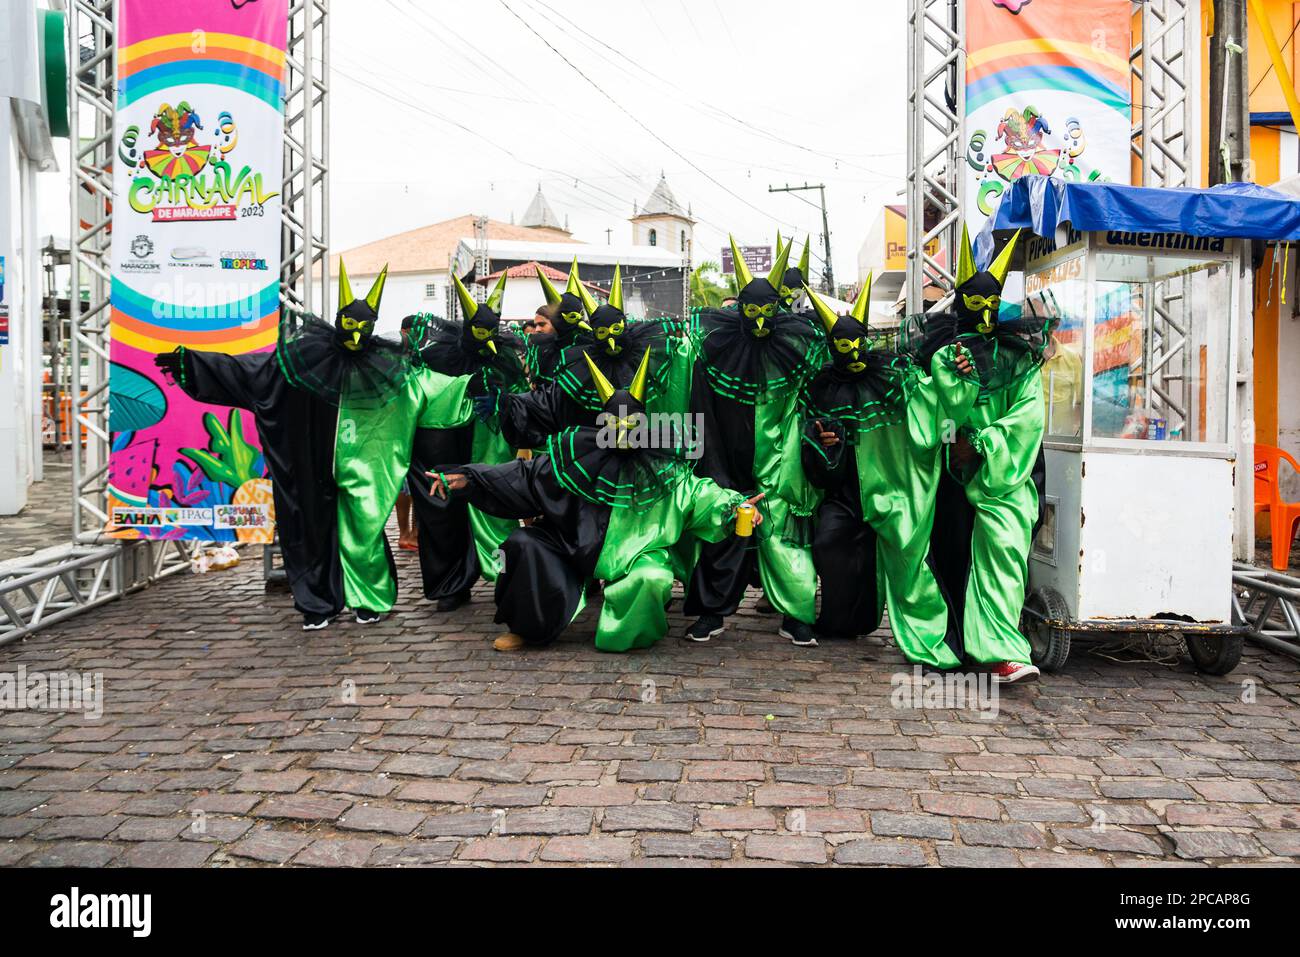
<box><xmin>181</xmin><ymin>409</ymin><xmax>275</xmax><ymax>543</ymax></box>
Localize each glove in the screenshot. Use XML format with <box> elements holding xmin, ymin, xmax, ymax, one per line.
<box><xmin>154</xmin><ymin>350</ymin><xmax>185</xmax><ymax>385</ymax></box>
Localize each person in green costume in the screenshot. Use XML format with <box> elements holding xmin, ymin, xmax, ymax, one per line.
<box><xmin>404</xmin><ymin>271</ymin><xmax>529</xmax><ymax>612</ymax></box>
<box><xmin>682</xmin><ymin>234</ymin><xmax>826</xmax><ymax>646</ymax></box>
<box><xmin>329</xmin><ymin>260</ymin><xmax>478</xmax><ymax>623</ymax></box>
<box><xmin>430</xmin><ymin>348</ymin><xmax>763</xmax><ymax>653</ymax></box>
<box><xmin>497</xmin><ymin>261</ymin><xmax>694</xmax><ymax>450</ymax></box>
<box><xmin>907</xmin><ymin>226</ymin><xmax>1047</xmax><ymax>684</ymax></box>
<box><xmin>798</xmin><ymin>281</ymin><xmax>979</xmax><ymax>668</ymax></box>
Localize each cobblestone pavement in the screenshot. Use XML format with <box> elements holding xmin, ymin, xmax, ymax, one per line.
<box><xmin>1</xmin><ymin>545</ymin><xmax>1298</xmax><ymax>868</ymax></box>
<box><xmin>0</xmin><ymin>450</ymin><xmax>74</xmax><ymax>565</ymax></box>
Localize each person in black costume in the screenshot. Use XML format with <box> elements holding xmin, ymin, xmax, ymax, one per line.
<box><xmin>428</xmin><ymin>348</ymin><xmax>761</xmax><ymax>654</ymax></box>
<box><xmin>682</xmin><ymin>235</ymin><xmax>825</xmax><ymax>647</ymax></box>
<box><xmin>497</xmin><ymin>263</ymin><xmax>678</xmax><ymax>449</ymax></box>
<box><xmin>154</xmin><ymin>261</ymin><xmax>407</xmax><ymax>630</ymax></box>
<box><xmin>528</xmin><ymin>259</ymin><xmax>594</xmax><ymax>386</ymax></box>
<box><xmin>406</xmin><ymin>272</ymin><xmax>527</xmax><ymax>612</ymax></box>
<box><xmin>903</xmin><ymin>226</ymin><xmax>1048</xmax><ymax>682</ymax></box>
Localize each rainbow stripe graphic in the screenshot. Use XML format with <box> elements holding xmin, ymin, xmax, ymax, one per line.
<box><xmin>118</xmin><ymin>30</ymin><xmax>285</xmax><ymax>110</ymax></box>
<box><xmin>965</xmin><ymin>1</ymin><xmax>1131</xmax><ymax>115</ymax></box>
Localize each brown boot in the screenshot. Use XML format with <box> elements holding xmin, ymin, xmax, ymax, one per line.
<box><xmin>493</xmin><ymin>633</ymin><xmax>527</xmax><ymax>652</ymax></box>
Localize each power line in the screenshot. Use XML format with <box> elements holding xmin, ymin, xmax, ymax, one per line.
<box><xmin>498</xmin><ymin>0</ymin><xmax>798</xmax><ymax>231</ymax></box>
<box><xmin>385</xmin><ymin>0</ymin><xmax>648</xmax><ymax>190</ymax></box>
<box><xmin>525</xmin><ymin>0</ymin><xmax>890</xmax><ymax>176</ymax></box>
<box><xmin>331</xmin><ymin>67</ymin><xmax>632</xmax><ymax>218</ymax></box>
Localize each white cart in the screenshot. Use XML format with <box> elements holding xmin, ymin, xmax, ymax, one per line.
<box><xmin>1012</xmin><ymin>225</ymin><xmax>1245</xmax><ymax>674</ymax></box>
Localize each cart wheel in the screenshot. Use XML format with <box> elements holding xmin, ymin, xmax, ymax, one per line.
<box><xmin>1020</xmin><ymin>587</ymin><xmax>1071</xmax><ymax>672</ymax></box>
<box><xmin>1183</xmin><ymin>633</ymin><xmax>1243</xmax><ymax>676</ymax></box>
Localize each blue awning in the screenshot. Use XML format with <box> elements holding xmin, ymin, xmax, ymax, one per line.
<box><xmin>975</xmin><ymin>176</ymin><xmax>1300</xmax><ymax>264</ymax></box>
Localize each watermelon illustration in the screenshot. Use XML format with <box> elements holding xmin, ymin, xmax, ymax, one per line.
<box><xmin>108</xmin><ymin>438</ymin><xmax>158</xmax><ymax>505</ymax></box>
<box><xmin>106</xmin><ymin>438</ymin><xmax>159</xmax><ymax>538</ymax></box>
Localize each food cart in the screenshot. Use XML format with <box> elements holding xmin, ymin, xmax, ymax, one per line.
<box><xmin>975</xmin><ymin>177</ymin><xmax>1300</xmax><ymax>675</ymax></box>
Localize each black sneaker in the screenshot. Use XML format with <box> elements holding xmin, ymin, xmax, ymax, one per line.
<box><xmin>354</xmin><ymin>608</ymin><xmax>383</xmax><ymax>625</ymax></box>
<box><xmin>436</xmin><ymin>589</ymin><xmax>472</xmax><ymax>613</ymax></box>
<box><xmin>684</xmin><ymin>615</ymin><xmax>725</xmax><ymax>643</ymax></box>
<box><xmin>301</xmin><ymin>614</ymin><xmax>331</xmax><ymax>631</ymax></box>
<box><xmin>779</xmin><ymin>618</ymin><xmax>818</xmax><ymax>647</ymax></box>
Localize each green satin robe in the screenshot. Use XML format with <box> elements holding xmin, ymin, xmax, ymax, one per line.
<box><xmin>870</xmin><ymin>349</ymin><xmax>978</xmax><ymax>667</ymax></box>
<box><xmin>797</xmin><ymin>345</ymin><xmax>979</xmax><ymax>665</ymax></box>
<box><xmin>336</xmin><ymin>368</ymin><xmax>474</xmax><ymax>612</ymax></box>
<box><xmin>592</xmin><ymin>475</ymin><xmax>747</xmax><ymax>652</ymax></box>
<box><xmin>756</xmin><ymin>387</ymin><xmax>828</xmax><ymax>625</ymax></box>
<box><xmin>947</xmin><ymin>368</ymin><xmax>1044</xmax><ymax>664</ymax></box>
<box><xmin>467</xmin><ymin>421</ymin><xmax>518</xmax><ymax>583</ymax></box>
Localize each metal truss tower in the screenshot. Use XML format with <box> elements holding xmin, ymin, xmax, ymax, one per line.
<box><xmin>282</xmin><ymin>0</ymin><xmax>330</xmax><ymax>324</ymax></box>
<box><xmin>905</xmin><ymin>0</ymin><xmax>965</xmax><ymax>316</ymax></box>
<box><xmin>1132</xmin><ymin>0</ymin><xmax>1200</xmax><ymax>189</ymax></box>
<box><xmin>1</xmin><ymin>1</ymin><xmax>330</xmax><ymax>646</ymax></box>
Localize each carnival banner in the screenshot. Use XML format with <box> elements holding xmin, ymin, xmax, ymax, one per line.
<box><xmin>107</xmin><ymin>0</ymin><xmax>287</xmax><ymax>542</ymax></box>
<box><xmin>964</xmin><ymin>0</ymin><xmax>1132</xmax><ymax>234</ymax></box>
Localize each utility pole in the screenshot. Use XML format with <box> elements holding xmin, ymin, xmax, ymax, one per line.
<box><xmin>768</xmin><ymin>182</ymin><xmax>834</xmax><ymax>293</ymax></box>
<box><xmin>1209</xmin><ymin>0</ymin><xmax>1249</xmax><ymax>185</ymax></box>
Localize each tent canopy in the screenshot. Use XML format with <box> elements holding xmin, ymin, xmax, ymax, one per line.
<box><xmin>975</xmin><ymin>176</ymin><xmax>1300</xmax><ymax>265</ymax></box>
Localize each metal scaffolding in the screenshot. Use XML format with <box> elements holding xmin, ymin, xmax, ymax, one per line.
<box><xmin>905</xmin><ymin>0</ymin><xmax>964</xmax><ymax>316</ymax></box>
<box><xmin>281</xmin><ymin>0</ymin><xmax>330</xmax><ymax>324</ymax></box>
<box><xmin>2</xmin><ymin>1</ymin><xmax>330</xmax><ymax>647</ymax></box>
<box><xmin>1132</xmin><ymin>0</ymin><xmax>1199</xmax><ymax>189</ymax></box>
<box><xmin>1233</xmin><ymin>564</ymin><xmax>1300</xmax><ymax>660</ymax></box>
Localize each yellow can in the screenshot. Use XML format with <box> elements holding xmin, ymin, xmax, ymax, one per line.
<box><xmin>735</xmin><ymin>503</ymin><xmax>755</xmax><ymax>537</ymax></box>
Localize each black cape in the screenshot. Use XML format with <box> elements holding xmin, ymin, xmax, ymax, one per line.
<box><xmin>683</xmin><ymin>308</ymin><xmax>823</xmax><ymax>619</ymax></box>
<box><xmin>176</xmin><ymin>347</ymin><xmax>343</xmax><ymax>619</ymax></box>
<box><xmin>453</xmin><ymin>456</ymin><xmax>610</xmax><ymax>646</ymax></box>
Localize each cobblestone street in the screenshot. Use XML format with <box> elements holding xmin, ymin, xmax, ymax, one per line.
<box><xmin>1</xmin><ymin>545</ymin><xmax>1298</xmax><ymax>868</ymax></box>
<box><xmin>0</xmin><ymin>451</ymin><xmax>74</xmax><ymax>565</ymax></box>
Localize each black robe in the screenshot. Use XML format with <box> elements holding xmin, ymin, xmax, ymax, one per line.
<box><xmin>407</xmin><ymin>326</ymin><xmax>525</xmax><ymax>601</ymax></box>
<box><xmin>452</xmin><ymin>456</ymin><xmax>609</xmax><ymax>645</ymax></box>
<box><xmin>177</xmin><ymin>350</ymin><xmax>343</xmax><ymax>618</ymax></box>
<box><xmin>683</xmin><ymin>362</ymin><xmax>762</xmax><ymax>616</ymax></box>
<box><xmin>800</xmin><ymin>425</ymin><xmax>883</xmax><ymax>638</ymax></box>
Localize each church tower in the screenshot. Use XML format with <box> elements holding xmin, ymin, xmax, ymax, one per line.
<box><xmin>630</xmin><ymin>173</ymin><xmax>695</xmax><ymax>255</ymax></box>
<box><xmin>520</xmin><ymin>184</ymin><xmax>571</xmax><ymax>236</ymax></box>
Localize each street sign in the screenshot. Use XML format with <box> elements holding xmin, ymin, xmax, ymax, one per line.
<box><xmin>721</xmin><ymin>244</ymin><xmax>773</xmax><ymax>275</ymax></box>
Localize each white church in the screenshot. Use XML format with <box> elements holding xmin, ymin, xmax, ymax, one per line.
<box><xmin>330</xmin><ymin>175</ymin><xmax>697</xmax><ymax>333</ymax></box>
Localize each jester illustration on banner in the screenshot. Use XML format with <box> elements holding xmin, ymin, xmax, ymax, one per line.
<box><xmin>963</xmin><ymin>0</ymin><xmax>1132</xmax><ymax>230</ymax></box>
<box><xmin>106</xmin><ymin>0</ymin><xmax>289</xmax><ymax>542</ymax></box>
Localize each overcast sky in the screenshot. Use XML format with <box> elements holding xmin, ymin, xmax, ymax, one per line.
<box><xmin>327</xmin><ymin>0</ymin><xmax>908</xmax><ymax>283</ymax></box>
<box><xmin>39</xmin><ymin>0</ymin><xmax>908</xmax><ymax>287</ymax></box>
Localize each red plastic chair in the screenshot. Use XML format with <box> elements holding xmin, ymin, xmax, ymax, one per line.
<box><xmin>1255</xmin><ymin>444</ymin><xmax>1300</xmax><ymax>570</ymax></box>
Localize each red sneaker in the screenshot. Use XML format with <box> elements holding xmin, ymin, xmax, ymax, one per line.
<box><xmin>991</xmin><ymin>661</ymin><xmax>1040</xmax><ymax>684</ymax></box>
